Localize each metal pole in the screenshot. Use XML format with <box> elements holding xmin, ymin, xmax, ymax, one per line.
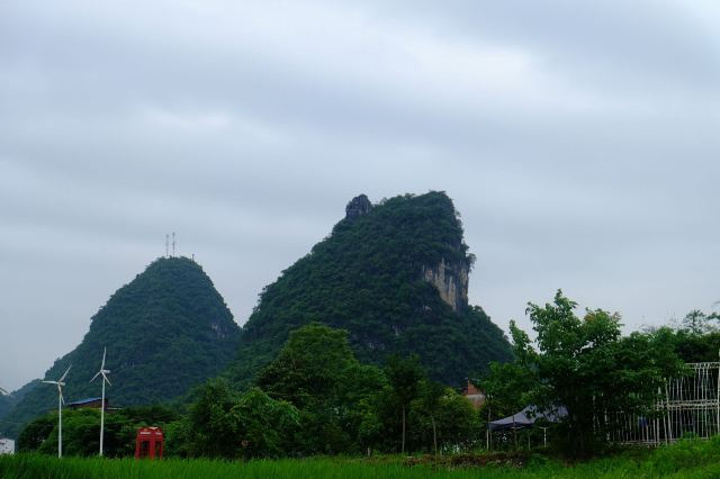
<box><xmin>58</xmin><ymin>393</ymin><xmax>62</xmax><ymax>458</ymax></box>
<box><xmin>100</xmin><ymin>379</ymin><xmax>105</xmax><ymax>456</ymax></box>
<box><xmin>716</xmin><ymin>353</ymin><xmax>720</xmax><ymax>435</ymax></box>
<box><xmin>665</xmin><ymin>381</ymin><xmax>672</xmax><ymax>443</ymax></box>
<box><xmin>486</xmin><ymin>404</ymin><xmax>490</xmax><ymax>450</ymax></box>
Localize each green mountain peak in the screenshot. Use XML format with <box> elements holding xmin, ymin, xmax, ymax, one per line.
<box><xmin>2</xmin><ymin>256</ymin><xmax>241</xmax><ymax>437</ymax></box>
<box><xmin>228</xmin><ymin>191</ymin><xmax>512</xmax><ymax>386</ymax></box>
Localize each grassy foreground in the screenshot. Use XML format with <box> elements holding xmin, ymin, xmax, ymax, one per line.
<box><xmin>3</xmin><ymin>438</ymin><xmax>720</xmax><ymax>478</ymax></box>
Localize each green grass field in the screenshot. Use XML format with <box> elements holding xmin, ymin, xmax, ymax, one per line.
<box><xmin>3</xmin><ymin>438</ymin><xmax>720</xmax><ymax>478</ymax></box>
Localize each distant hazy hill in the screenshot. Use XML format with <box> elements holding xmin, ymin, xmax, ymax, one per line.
<box><xmin>2</xmin><ymin>257</ymin><xmax>240</xmax><ymax>437</ymax></box>
<box><xmin>227</xmin><ymin>191</ymin><xmax>513</xmax><ymax>386</ymax></box>
<box><xmin>0</xmin><ymin>380</ymin><xmax>40</xmax><ymax>426</ymax></box>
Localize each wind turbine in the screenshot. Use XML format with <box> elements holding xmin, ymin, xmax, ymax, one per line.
<box><xmin>0</xmin><ymin>386</ymin><xmax>11</xmax><ymax>397</ymax></box>
<box><xmin>90</xmin><ymin>347</ymin><xmax>111</xmax><ymax>456</ymax></box>
<box><xmin>43</xmin><ymin>365</ymin><xmax>72</xmax><ymax>458</ymax></box>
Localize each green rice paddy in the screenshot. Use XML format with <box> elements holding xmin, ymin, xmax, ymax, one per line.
<box><xmin>2</xmin><ymin>437</ymin><xmax>720</xmax><ymax>478</ymax></box>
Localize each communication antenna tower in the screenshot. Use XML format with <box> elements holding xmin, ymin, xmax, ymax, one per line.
<box><xmin>172</xmin><ymin>232</ymin><xmax>176</xmax><ymax>257</ymax></box>
<box><xmin>165</xmin><ymin>234</ymin><xmax>169</xmax><ymax>257</ymax></box>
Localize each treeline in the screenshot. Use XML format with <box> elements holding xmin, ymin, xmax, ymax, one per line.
<box><xmin>19</xmin><ymin>295</ymin><xmax>720</xmax><ymax>460</ymax></box>
<box><xmin>19</xmin><ymin>324</ymin><xmax>479</xmax><ymax>458</ymax></box>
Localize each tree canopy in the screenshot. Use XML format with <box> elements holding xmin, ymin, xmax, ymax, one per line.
<box><xmin>485</xmin><ymin>290</ymin><xmax>685</xmax><ymax>457</ymax></box>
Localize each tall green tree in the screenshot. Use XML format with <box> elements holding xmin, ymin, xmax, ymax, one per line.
<box><xmin>676</xmin><ymin>309</ymin><xmax>718</xmax><ymax>335</ymax></box>
<box><xmin>184</xmin><ymin>379</ymin><xmax>299</xmax><ymax>459</ymax></box>
<box><xmin>386</xmin><ymin>355</ymin><xmax>424</xmax><ymax>454</ymax></box>
<box><xmin>480</xmin><ymin>361</ymin><xmax>536</xmax><ymax>420</ymax></box>
<box><xmin>497</xmin><ymin>290</ymin><xmax>684</xmax><ymax>457</ymax></box>
<box><xmin>256</xmin><ymin>323</ymin><xmax>384</xmax><ymax>454</ymax></box>
<box><xmin>419</xmin><ymin>380</ymin><xmax>444</xmax><ymax>455</ymax></box>
<box><xmin>410</xmin><ymin>381</ymin><xmax>478</xmax><ymax>454</ymax></box>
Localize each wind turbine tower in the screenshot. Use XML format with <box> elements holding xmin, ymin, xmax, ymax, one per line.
<box><xmin>42</xmin><ymin>365</ymin><xmax>72</xmax><ymax>458</ymax></box>
<box><xmin>91</xmin><ymin>347</ymin><xmax>111</xmax><ymax>456</ymax></box>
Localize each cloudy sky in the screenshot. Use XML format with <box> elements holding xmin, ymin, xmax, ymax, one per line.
<box><xmin>1</xmin><ymin>1</ymin><xmax>719</xmax><ymax>391</ymax></box>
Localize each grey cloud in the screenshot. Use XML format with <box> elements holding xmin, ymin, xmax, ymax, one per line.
<box><xmin>1</xmin><ymin>0</ymin><xmax>719</xmax><ymax>390</ymax></box>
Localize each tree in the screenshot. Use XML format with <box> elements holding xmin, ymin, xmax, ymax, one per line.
<box><xmin>497</xmin><ymin>290</ymin><xmax>684</xmax><ymax>458</ymax></box>
<box><xmin>410</xmin><ymin>381</ymin><xmax>478</xmax><ymax>454</ymax></box>
<box><xmin>185</xmin><ymin>378</ymin><xmax>241</xmax><ymax>458</ymax></box>
<box><xmin>675</xmin><ymin>310</ymin><xmax>718</xmax><ymax>335</ymax></box>
<box><xmin>480</xmin><ymin>361</ymin><xmax>536</xmax><ymax>420</ymax></box>
<box><xmin>419</xmin><ymin>380</ymin><xmax>444</xmax><ymax>455</ymax></box>
<box><xmin>386</xmin><ymin>355</ymin><xmax>424</xmax><ymax>454</ymax></box>
<box><xmin>228</xmin><ymin>388</ymin><xmax>299</xmax><ymax>459</ymax></box>
<box><xmin>184</xmin><ymin>379</ymin><xmax>299</xmax><ymax>459</ymax></box>
<box><xmin>256</xmin><ymin>323</ymin><xmax>384</xmax><ymax>454</ymax></box>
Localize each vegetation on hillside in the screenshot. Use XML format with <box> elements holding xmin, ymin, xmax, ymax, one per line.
<box><xmin>0</xmin><ymin>380</ymin><xmax>39</xmax><ymax>424</ymax></box>
<box><xmin>2</xmin><ymin>257</ymin><xmax>241</xmax><ymax>438</ymax></box>
<box><xmin>228</xmin><ymin>192</ymin><xmax>513</xmax><ymax>387</ymax></box>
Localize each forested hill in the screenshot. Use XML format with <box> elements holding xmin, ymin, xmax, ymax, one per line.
<box><xmin>2</xmin><ymin>257</ymin><xmax>240</xmax><ymax>438</ymax></box>
<box><xmin>227</xmin><ymin>191</ymin><xmax>513</xmax><ymax>387</ymax></box>
<box><xmin>0</xmin><ymin>380</ymin><xmax>39</xmax><ymax>423</ymax></box>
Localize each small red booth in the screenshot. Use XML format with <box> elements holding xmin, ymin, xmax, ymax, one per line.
<box><xmin>135</xmin><ymin>426</ymin><xmax>164</xmax><ymax>459</ymax></box>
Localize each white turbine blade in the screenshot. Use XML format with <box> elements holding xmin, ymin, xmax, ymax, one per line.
<box><xmin>43</xmin><ymin>380</ymin><xmax>58</xmax><ymax>385</ymax></box>
<box><xmin>90</xmin><ymin>371</ymin><xmax>101</xmax><ymax>383</ymax></box>
<box><xmin>59</xmin><ymin>365</ymin><xmax>72</xmax><ymax>382</ymax></box>
<box><xmin>59</xmin><ymin>389</ymin><xmax>65</xmax><ymax>405</ymax></box>
<box><xmin>102</xmin><ymin>373</ymin><xmax>112</xmax><ymax>386</ymax></box>
<box><xmin>101</xmin><ymin>347</ymin><xmax>107</xmax><ymax>369</ymax></box>
<box><xmin>0</xmin><ymin>387</ymin><xmax>10</xmax><ymax>396</ymax></box>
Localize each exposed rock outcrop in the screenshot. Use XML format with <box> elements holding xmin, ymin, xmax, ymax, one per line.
<box><xmin>422</xmin><ymin>258</ymin><xmax>469</xmax><ymax>312</ymax></box>
<box><xmin>345</xmin><ymin>194</ymin><xmax>372</xmax><ymax>219</ymax></box>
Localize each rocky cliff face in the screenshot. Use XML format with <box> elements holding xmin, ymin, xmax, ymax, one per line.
<box><xmin>422</xmin><ymin>258</ymin><xmax>469</xmax><ymax>312</ymax></box>
<box><xmin>345</xmin><ymin>194</ymin><xmax>373</xmax><ymax>219</ymax></box>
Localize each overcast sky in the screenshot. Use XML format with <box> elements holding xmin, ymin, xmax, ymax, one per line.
<box><xmin>1</xmin><ymin>1</ymin><xmax>719</xmax><ymax>391</ymax></box>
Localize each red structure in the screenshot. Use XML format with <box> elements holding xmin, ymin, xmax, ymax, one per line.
<box><xmin>135</xmin><ymin>427</ymin><xmax>164</xmax><ymax>459</ymax></box>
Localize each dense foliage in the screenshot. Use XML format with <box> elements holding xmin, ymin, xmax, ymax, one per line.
<box><xmin>227</xmin><ymin>192</ymin><xmax>512</xmax><ymax>387</ymax></box>
<box><xmin>256</xmin><ymin>323</ymin><xmax>385</xmax><ymax>455</ymax></box>
<box><xmin>17</xmin><ymin>405</ymin><xmax>178</xmax><ymax>457</ymax></box>
<box><xmin>162</xmin><ymin>324</ymin><xmax>482</xmax><ymax>459</ymax></box>
<box><xmin>484</xmin><ymin>291</ymin><xmax>686</xmax><ymax>458</ymax></box>
<box><xmin>667</xmin><ymin>309</ymin><xmax>720</xmax><ymax>363</ymax></box>
<box><xmin>177</xmin><ymin>379</ymin><xmax>300</xmax><ymax>459</ymax></box>
<box><xmin>2</xmin><ymin>257</ymin><xmax>241</xmax><ymax>438</ymax></box>
<box><xmin>0</xmin><ymin>380</ymin><xmax>39</xmax><ymax>424</ymax></box>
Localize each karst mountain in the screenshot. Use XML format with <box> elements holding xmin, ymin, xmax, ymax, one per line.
<box><xmin>2</xmin><ymin>257</ymin><xmax>241</xmax><ymax>437</ymax></box>
<box><xmin>227</xmin><ymin>191</ymin><xmax>513</xmax><ymax>386</ymax></box>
